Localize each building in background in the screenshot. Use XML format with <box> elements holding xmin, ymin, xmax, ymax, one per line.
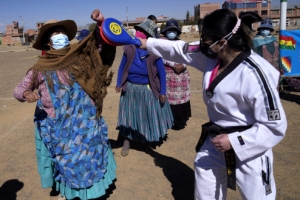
<box><xmin>222</xmin><ymin>0</ymin><xmax>271</xmax><ymax>17</ymax></box>
<box><xmin>36</xmin><ymin>22</ymin><xmax>44</xmax><ymax>33</ymax></box>
<box><xmin>222</xmin><ymin>0</ymin><xmax>300</xmax><ymax>31</ymax></box>
<box><xmin>1</xmin><ymin>21</ymin><xmax>24</xmax><ymax>45</ymax></box>
<box><xmin>270</xmin><ymin>5</ymin><xmax>300</xmax><ymax>28</ymax></box>
<box><xmin>1</xmin><ymin>21</ymin><xmax>39</xmax><ymax>46</ymax></box>
<box><xmin>222</xmin><ymin>0</ymin><xmax>271</xmax><ymax>30</ymax></box>
<box><xmin>194</xmin><ymin>3</ymin><xmax>221</xmax><ymax>19</ymax></box>
<box><xmin>25</xmin><ymin>29</ymin><xmax>38</xmax><ymax>44</ymax></box>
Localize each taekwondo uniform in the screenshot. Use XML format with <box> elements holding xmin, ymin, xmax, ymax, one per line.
<box><xmin>146</xmin><ymin>38</ymin><xmax>287</xmax><ymax>200</ymax></box>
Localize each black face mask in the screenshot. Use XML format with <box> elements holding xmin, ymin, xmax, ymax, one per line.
<box><xmin>200</xmin><ymin>40</ymin><xmax>218</xmax><ymax>59</ymax></box>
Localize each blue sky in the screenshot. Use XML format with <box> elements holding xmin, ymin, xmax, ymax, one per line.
<box><xmin>0</xmin><ymin>0</ymin><xmax>298</xmax><ymax>33</ymax></box>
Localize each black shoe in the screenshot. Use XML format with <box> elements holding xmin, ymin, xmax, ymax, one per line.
<box><xmin>171</xmin><ymin>125</ymin><xmax>184</xmax><ymax>130</ymax></box>
<box><xmin>49</xmin><ymin>183</ymin><xmax>60</xmax><ymax>196</ymax></box>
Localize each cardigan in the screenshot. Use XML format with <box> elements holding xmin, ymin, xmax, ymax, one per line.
<box><xmin>118</xmin><ymin>45</ymin><xmax>166</xmax><ymax>98</ymax></box>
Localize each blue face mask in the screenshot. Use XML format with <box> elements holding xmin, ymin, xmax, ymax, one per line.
<box><xmin>51</xmin><ymin>34</ymin><xmax>70</xmax><ymax>49</ymax></box>
<box><xmin>166</xmin><ymin>31</ymin><xmax>177</xmax><ymax>40</ymax></box>
<box><xmin>260</xmin><ymin>29</ymin><xmax>271</xmax><ymax>37</ymax></box>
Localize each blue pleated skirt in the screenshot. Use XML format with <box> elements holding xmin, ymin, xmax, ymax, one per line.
<box><xmin>117</xmin><ymin>82</ymin><xmax>173</xmax><ymax>142</ymax></box>
<box><xmin>35</xmin><ymin>128</ymin><xmax>117</xmax><ymax>200</ymax></box>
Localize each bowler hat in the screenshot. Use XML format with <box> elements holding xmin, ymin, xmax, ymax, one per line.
<box><xmin>76</xmin><ymin>29</ymin><xmax>90</xmax><ymax>41</ymax></box>
<box><xmin>134</xmin><ymin>19</ymin><xmax>158</xmax><ymax>38</ymax></box>
<box><xmin>33</xmin><ymin>19</ymin><xmax>77</xmax><ymax>50</ymax></box>
<box><xmin>160</xmin><ymin>19</ymin><xmax>182</xmax><ymax>35</ymax></box>
<box><xmin>258</xmin><ymin>18</ymin><xmax>274</xmax><ymax>32</ymax></box>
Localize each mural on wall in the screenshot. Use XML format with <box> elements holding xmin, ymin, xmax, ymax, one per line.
<box><xmin>279</xmin><ymin>30</ymin><xmax>300</xmax><ymax>76</ymax></box>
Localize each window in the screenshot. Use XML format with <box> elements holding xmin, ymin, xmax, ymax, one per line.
<box><xmin>287</xmin><ymin>9</ymin><xmax>292</xmax><ymax>14</ymax></box>
<box><xmin>271</xmin><ymin>10</ymin><xmax>279</xmax><ymax>15</ymax></box>
<box><xmin>261</xmin><ymin>10</ymin><xmax>268</xmax><ymax>15</ymax></box>
<box><xmin>262</xmin><ymin>1</ymin><xmax>268</xmax><ymax>7</ymax></box>
<box><xmin>247</xmin><ymin>3</ymin><xmax>257</xmax><ymax>8</ymax></box>
<box><xmin>229</xmin><ymin>3</ymin><xmax>236</xmax><ymax>9</ymax></box>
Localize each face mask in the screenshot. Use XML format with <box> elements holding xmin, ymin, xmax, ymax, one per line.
<box><xmin>200</xmin><ymin>34</ymin><xmax>230</xmax><ymax>59</ymax></box>
<box><xmin>51</xmin><ymin>34</ymin><xmax>70</xmax><ymax>49</ymax></box>
<box><xmin>200</xmin><ymin>37</ymin><xmax>223</xmax><ymax>59</ymax></box>
<box><xmin>166</xmin><ymin>31</ymin><xmax>177</xmax><ymax>40</ymax></box>
<box><xmin>260</xmin><ymin>29</ymin><xmax>271</xmax><ymax>36</ymax></box>
<box><xmin>200</xmin><ymin>41</ymin><xmax>218</xmax><ymax>59</ymax></box>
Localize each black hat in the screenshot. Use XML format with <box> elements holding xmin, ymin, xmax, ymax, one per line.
<box><xmin>160</xmin><ymin>19</ymin><xmax>182</xmax><ymax>35</ymax></box>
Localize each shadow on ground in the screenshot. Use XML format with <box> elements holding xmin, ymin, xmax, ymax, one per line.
<box><xmin>109</xmin><ymin>131</ymin><xmax>194</xmax><ymax>200</ymax></box>
<box><xmin>109</xmin><ymin>128</ymin><xmax>169</xmax><ymax>150</ymax></box>
<box><xmin>147</xmin><ymin>150</ymin><xmax>194</xmax><ymax>200</ymax></box>
<box><xmin>280</xmin><ymin>91</ymin><xmax>300</xmax><ymax>105</ymax></box>
<box><xmin>0</xmin><ymin>179</ymin><xmax>24</xmax><ymax>200</ymax></box>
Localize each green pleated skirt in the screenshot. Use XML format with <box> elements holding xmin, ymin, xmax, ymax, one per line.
<box><xmin>117</xmin><ymin>82</ymin><xmax>173</xmax><ymax>142</ymax></box>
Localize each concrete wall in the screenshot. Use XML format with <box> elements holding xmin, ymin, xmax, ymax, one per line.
<box><xmin>1</xmin><ymin>36</ymin><xmax>21</xmax><ymax>45</ymax></box>
<box><xmin>182</xmin><ymin>25</ymin><xmax>199</xmax><ymax>33</ymax></box>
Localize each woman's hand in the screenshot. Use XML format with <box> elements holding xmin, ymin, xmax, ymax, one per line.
<box><xmin>115</xmin><ymin>87</ymin><xmax>122</xmax><ymax>93</ymax></box>
<box><xmin>91</xmin><ymin>9</ymin><xmax>104</xmax><ymax>24</ymax></box>
<box><xmin>159</xmin><ymin>95</ymin><xmax>166</xmax><ymax>103</ymax></box>
<box><xmin>23</xmin><ymin>90</ymin><xmax>39</xmax><ymax>103</ymax></box>
<box><xmin>138</xmin><ymin>38</ymin><xmax>148</xmax><ymax>49</ymax></box>
<box><xmin>210</xmin><ymin>134</ymin><xmax>232</xmax><ymax>152</ymax></box>
<box><xmin>174</xmin><ymin>63</ymin><xmax>185</xmax><ymax>74</ymax></box>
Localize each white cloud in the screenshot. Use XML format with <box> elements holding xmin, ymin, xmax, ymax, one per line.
<box><xmin>0</xmin><ymin>23</ymin><xmax>5</xmax><ymax>27</ymax></box>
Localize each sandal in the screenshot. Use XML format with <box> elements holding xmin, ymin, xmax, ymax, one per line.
<box><xmin>121</xmin><ymin>149</ymin><xmax>129</xmax><ymax>157</ymax></box>
<box><xmin>121</xmin><ymin>139</ymin><xmax>130</xmax><ymax>157</ymax></box>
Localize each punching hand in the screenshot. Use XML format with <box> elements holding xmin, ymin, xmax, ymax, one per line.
<box><xmin>91</xmin><ymin>9</ymin><xmax>104</xmax><ymax>24</ymax></box>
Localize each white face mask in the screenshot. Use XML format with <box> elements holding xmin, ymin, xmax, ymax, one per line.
<box><xmin>260</xmin><ymin>29</ymin><xmax>271</xmax><ymax>36</ymax></box>
<box><xmin>51</xmin><ymin>34</ymin><xmax>70</xmax><ymax>49</ymax></box>
<box><xmin>166</xmin><ymin>31</ymin><xmax>177</xmax><ymax>40</ymax></box>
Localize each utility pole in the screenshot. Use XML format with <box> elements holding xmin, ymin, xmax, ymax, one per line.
<box><xmin>280</xmin><ymin>0</ymin><xmax>287</xmax><ymax>30</ymax></box>
<box><xmin>126</xmin><ymin>7</ymin><xmax>128</xmax><ymax>28</ymax></box>
<box><xmin>19</xmin><ymin>15</ymin><xmax>25</xmax><ymax>44</ymax></box>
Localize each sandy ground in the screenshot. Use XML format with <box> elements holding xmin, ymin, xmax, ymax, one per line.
<box><xmin>0</xmin><ymin>36</ymin><xmax>300</xmax><ymax>200</ymax></box>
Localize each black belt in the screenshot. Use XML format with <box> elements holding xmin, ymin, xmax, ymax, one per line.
<box><xmin>195</xmin><ymin>121</ymin><xmax>252</xmax><ymax>190</ymax></box>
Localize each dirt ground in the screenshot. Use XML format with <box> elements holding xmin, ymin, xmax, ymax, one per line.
<box><xmin>0</xmin><ymin>36</ymin><xmax>300</xmax><ymax>200</ymax></box>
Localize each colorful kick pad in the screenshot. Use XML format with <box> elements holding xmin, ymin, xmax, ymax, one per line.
<box><xmin>101</xmin><ymin>18</ymin><xmax>141</xmax><ymax>46</ymax></box>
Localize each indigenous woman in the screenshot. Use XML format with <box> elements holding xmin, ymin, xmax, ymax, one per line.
<box><xmin>160</xmin><ymin>19</ymin><xmax>191</xmax><ymax>130</ymax></box>
<box><xmin>14</xmin><ymin>9</ymin><xmax>117</xmax><ymax>200</ymax></box>
<box><xmin>115</xmin><ymin>19</ymin><xmax>173</xmax><ymax>157</ymax></box>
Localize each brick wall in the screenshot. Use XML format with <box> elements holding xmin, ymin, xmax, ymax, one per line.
<box><xmin>5</xmin><ymin>25</ymin><xmax>24</xmax><ymax>36</ymax></box>
<box><xmin>1</xmin><ymin>36</ymin><xmax>21</xmax><ymax>45</ymax></box>
<box><xmin>194</xmin><ymin>3</ymin><xmax>221</xmax><ymax>19</ymax></box>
